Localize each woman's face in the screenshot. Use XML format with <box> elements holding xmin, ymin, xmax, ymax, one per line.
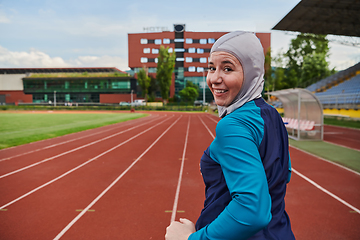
<box><xmin>207</xmin><ymin>51</ymin><xmax>244</xmax><ymax>107</ymax></box>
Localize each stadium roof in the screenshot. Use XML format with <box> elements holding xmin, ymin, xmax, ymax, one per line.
<box><xmin>272</xmin><ymin>0</ymin><xmax>360</xmax><ymax>37</ymax></box>
<box><xmin>0</xmin><ymin>67</ymin><xmax>126</xmax><ymax>75</ymax></box>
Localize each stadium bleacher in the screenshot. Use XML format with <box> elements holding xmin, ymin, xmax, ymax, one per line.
<box><xmin>306</xmin><ymin>62</ymin><xmax>360</xmax><ymax>108</ymax></box>
<box><xmin>314</xmin><ymin>75</ymin><xmax>360</xmax><ymax>106</ymax></box>
<box><xmin>306</xmin><ymin>62</ymin><xmax>360</xmax><ymax>92</ymax></box>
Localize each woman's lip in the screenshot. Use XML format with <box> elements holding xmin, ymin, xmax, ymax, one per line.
<box><xmin>213</xmin><ymin>89</ymin><xmax>228</xmax><ymax>96</ymax></box>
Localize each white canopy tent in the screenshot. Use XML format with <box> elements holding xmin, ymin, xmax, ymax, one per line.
<box><xmin>270</xmin><ymin>88</ymin><xmax>324</xmax><ymax>141</ymax></box>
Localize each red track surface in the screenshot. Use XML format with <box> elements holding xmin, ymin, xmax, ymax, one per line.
<box><xmin>0</xmin><ymin>112</ymin><xmax>359</xmax><ymax>239</ymax></box>
<box><xmin>323</xmin><ymin>125</ymin><xmax>360</xmax><ymax>151</ymax></box>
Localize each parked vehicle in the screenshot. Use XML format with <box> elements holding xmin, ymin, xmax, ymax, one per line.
<box><xmin>194</xmin><ymin>100</ymin><xmax>207</xmax><ymax>106</ymax></box>
<box><xmin>131</xmin><ymin>99</ymin><xmax>146</xmax><ymax>106</ymax></box>
<box><xmin>119</xmin><ymin>101</ymin><xmax>130</xmax><ymax>106</ymax></box>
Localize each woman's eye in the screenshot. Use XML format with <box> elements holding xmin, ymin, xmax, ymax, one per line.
<box><xmin>208</xmin><ymin>66</ymin><xmax>215</xmax><ymax>71</ymax></box>
<box><xmin>224</xmin><ymin>67</ymin><xmax>233</xmax><ymax>72</ymax></box>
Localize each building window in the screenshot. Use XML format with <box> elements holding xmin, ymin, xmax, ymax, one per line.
<box><xmin>168</xmin><ymin>48</ymin><xmax>173</xmax><ymax>53</ymax></box>
<box><xmin>174</xmin><ymin>38</ymin><xmax>184</xmax><ymax>42</ymax></box>
<box><xmin>140</xmin><ymin>57</ymin><xmax>148</xmax><ymax>63</ymax></box>
<box><xmin>186</xmin><ymin>38</ymin><xmax>193</xmax><ymax>44</ymax></box>
<box><xmin>208</xmin><ymin>38</ymin><xmax>215</xmax><ymax>44</ymax></box>
<box><xmin>163</xmin><ymin>38</ymin><xmax>170</xmax><ymax>44</ymax></box>
<box><xmin>140</xmin><ymin>39</ymin><xmax>148</xmax><ymax>44</ymax></box>
<box><xmin>200</xmin><ymin>57</ymin><xmax>207</xmax><ymax>63</ymax></box>
<box><xmin>188</xmin><ymin>48</ymin><xmax>196</xmax><ymax>53</ymax></box>
<box><xmin>197</xmin><ymin>67</ymin><xmax>204</xmax><ymax>72</ymax></box>
<box><xmin>175</xmin><ymin>48</ymin><xmax>185</xmax><ymax>52</ymax></box>
<box><xmin>200</xmin><ymin>39</ymin><xmax>207</xmax><ymax>44</ymax></box>
<box><xmin>155</xmin><ymin>39</ymin><xmax>162</xmax><ymax>44</ymax></box>
<box><xmin>176</xmin><ymin>58</ymin><xmax>185</xmax><ymax>62</ymax></box>
<box><xmin>143</xmin><ymin>48</ymin><xmax>150</xmax><ymax>54</ymax></box>
<box><xmin>186</xmin><ymin>57</ymin><xmax>193</xmax><ymax>62</ymax></box>
<box><xmin>111</xmin><ymin>81</ymin><xmax>130</xmax><ymax>89</ymax></box>
<box><xmin>152</xmin><ymin>48</ymin><xmax>159</xmax><ymax>54</ymax></box>
<box><xmin>188</xmin><ymin>66</ymin><xmax>196</xmax><ymax>72</ymax></box>
<box><xmin>155</xmin><ymin>58</ymin><xmax>158</xmax><ymax>63</ymax></box>
<box><xmin>197</xmin><ymin>48</ymin><xmax>204</xmax><ymax>54</ymax></box>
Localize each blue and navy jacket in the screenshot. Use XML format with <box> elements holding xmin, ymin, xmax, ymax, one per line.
<box><xmin>189</xmin><ymin>98</ymin><xmax>295</xmax><ymax>240</ymax></box>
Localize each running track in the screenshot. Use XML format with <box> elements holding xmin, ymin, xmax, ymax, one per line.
<box><xmin>0</xmin><ymin>112</ymin><xmax>359</xmax><ymax>239</ymax></box>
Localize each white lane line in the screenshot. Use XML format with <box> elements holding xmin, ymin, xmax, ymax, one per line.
<box><xmin>170</xmin><ymin>116</ymin><xmax>190</xmax><ymax>223</ymax></box>
<box><xmin>323</xmin><ymin>132</ymin><xmax>344</xmax><ymax>135</ymax></box>
<box><xmin>206</xmin><ymin>114</ymin><xmax>219</xmax><ymax>124</ymax></box>
<box><xmin>292</xmin><ymin>168</ymin><xmax>360</xmax><ymax>214</ymax></box>
<box><xmin>0</xmin><ymin>116</ymin><xmax>163</xmax><ymax>179</ymax></box>
<box><xmin>53</xmin><ymin>116</ymin><xmax>182</xmax><ymax>240</ymax></box>
<box><xmin>199</xmin><ymin>116</ymin><xmax>215</xmax><ymax>139</ymax></box>
<box><xmin>0</xmin><ymin>115</ymin><xmax>159</xmax><ymax>162</ymax></box>
<box><xmin>0</xmin><ymin>116</ymin><xmax>174</xmax><ymax>211</ymax></box>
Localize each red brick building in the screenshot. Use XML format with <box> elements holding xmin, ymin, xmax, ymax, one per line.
<box><xmin>128</xmin><ymin>24</ymin><xmax>271</xmax><ymax>102</ymax></box>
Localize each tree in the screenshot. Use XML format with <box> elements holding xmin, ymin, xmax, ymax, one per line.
<box><xmin>156</xmin><ymin>46</ymin><xmax>176</xmax><ymax>103</ymax></box>
<box><xmin>284</xmin><ymin>33</ymin><xmax>334</xmax><ymax>88</ymax></box>
<box><xmin>264</xmin><ymin>47</ymin><xmax>273</xmax><ymax>99</ymax></box>
<box><xmin>300</xmin><ymin>52</ymin><xmax>334</xmax><ymax>87</ymax></box>
<box><xmin>179</xmin><ymin>81</ymin><xmax>199</xmax><ymax>103</ymax></box>
<box><xmin>137</xmin><ymin>67</ymin><xmax>151</xmax><ymax>101</ymax></box>
<box><xmin>147</xmin><ymin>75</ymin><xmax>157</xmax><ymax>102</ymax></box>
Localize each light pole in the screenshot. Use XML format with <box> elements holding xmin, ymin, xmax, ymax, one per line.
<box><xmin>202</xmin><ymin>69</ymin><xmax>206</xmax><ymax>104</ymax></box>
<box><xmin>131</xmin><ymin>90</ymin><xmax>134</xmax><ymax>105</ymax></box>
<box><xmin>54</xmin><ymin>91</ymin><xmax>56</xmax><ymax>107</ymax></box>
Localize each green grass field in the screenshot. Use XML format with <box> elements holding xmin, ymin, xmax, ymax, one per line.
<box><xmin>0</xmin><ymin>112</ymin><xmax>147</xmax><ymax>150</ymax></box>
<box><xmin>289</xmin><ymin>139</ymin><xmax>360</xmax><ymax>173</ymax></box>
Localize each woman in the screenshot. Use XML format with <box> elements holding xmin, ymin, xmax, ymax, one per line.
<box><xmin>166</xmin><ymin>31</ymin><xmax>295</xmax><ymax>240</ymax></box>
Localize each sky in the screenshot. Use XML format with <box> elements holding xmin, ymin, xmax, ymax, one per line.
<box><xmin>0</xmin><ymin>0</ymin><xmax>359</xmax><ymax>71</ymax></box>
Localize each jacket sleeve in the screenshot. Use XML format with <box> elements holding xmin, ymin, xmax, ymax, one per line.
<box><xmin>189</xmin><ymin>117</ymin><xmax>272</xmax><ymax>240</ymax></box>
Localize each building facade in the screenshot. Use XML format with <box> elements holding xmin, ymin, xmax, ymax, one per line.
<box><xmin>0</xmin><ymin>68</ymin><xmax>137</xmax><ymax>105</ymax></box>
<box><xmin>128</xmin><ymin>24</ymin><xmax>271</xmax><ymax>102</ymax></box>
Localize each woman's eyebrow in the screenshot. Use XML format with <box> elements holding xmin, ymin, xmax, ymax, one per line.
<box><xmin>208</xmin><ymin>60</ymin><xmax>235</xmax><ymax>65</ymax></box>
<box><xmin>222</xmin><ymin>60</ymin><xmax>235</xmax><ymax>65</ymax></box>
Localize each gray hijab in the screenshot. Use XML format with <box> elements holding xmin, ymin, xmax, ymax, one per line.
<box><xmin>210</xmin><ymin>31</ymin><xmax>265</xmax><ymax>118</ymax></box>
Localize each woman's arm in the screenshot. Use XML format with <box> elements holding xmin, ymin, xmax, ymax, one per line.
<box><xmin>189</xmin><ymin>118</ymin><xmax>272</xmax><ymax>240</ymax></box>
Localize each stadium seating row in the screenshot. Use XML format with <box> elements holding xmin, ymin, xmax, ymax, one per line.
<box><xmin>306</xmin><ymin>62</ymin><xmax>360</xmax><ymax>93</ymax></box>
<box><xmin>315</xmin><ymin>74</ymin><xmax>360</xmax><ymax>96</ymax></box>
<box><xmin>314</xmin><ymin>74</ymin><xmax>360</xmax><ymax>106</ymax></box>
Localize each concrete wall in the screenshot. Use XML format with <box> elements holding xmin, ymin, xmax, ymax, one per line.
<box><xmin>0</xmin><ymin>74</ymin><xmax>25</xmax><ymax>90</ymax></box>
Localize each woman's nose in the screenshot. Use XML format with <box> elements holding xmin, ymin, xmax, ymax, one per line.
<box><xmin>209</xmin><ymin>70</ymin><xmax>222</xmax><ymax>84</ymax></box>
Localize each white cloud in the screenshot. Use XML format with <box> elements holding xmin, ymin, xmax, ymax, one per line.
<box><xmin>0</xmin><ymin>45</ymin><xmax>130</xmax><ymax>70</ymax></box>
<box><xmin>0</xmin><ymin>12</ymin><xmax>11</xmax><ymax>23</ymax></box>
<box><xmin>38</xmin><ymin>8</ymin><xmax>56</xmax><ymax>16</ymax></box>
<box><xmin>328</xmin><ymin>42</ymin><xmax>360</xmax><ymax>70</ymax></box>
<box><xmin>0</xmin><ymin>46</ymin><xmax>70</xmax><ymax>67</ymax></box>
<box><xmin>69</xmin><ymin>55</ymin><xmax>129</xmax><ymax>70</ymax></box>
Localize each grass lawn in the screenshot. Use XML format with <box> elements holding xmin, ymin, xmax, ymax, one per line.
<box><xmin>0</xmin><ymin>111</ymin><xmax>147</xmax><ymax>150</ymax></box>
<box><xmin>289</xmin><ymin>139</ymin><xmax>360</xmax><ymax>173</ymax></box>
<box><xmin>324</xmin><ymin>117</ymin><xmax>360</xmax><ymax>129</ymax></box>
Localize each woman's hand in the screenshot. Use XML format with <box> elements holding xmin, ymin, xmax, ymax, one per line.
<box><xmin>165</xmin><ymin>218</ymin><xmax>195</xmax><ymax>240</ymax></box>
